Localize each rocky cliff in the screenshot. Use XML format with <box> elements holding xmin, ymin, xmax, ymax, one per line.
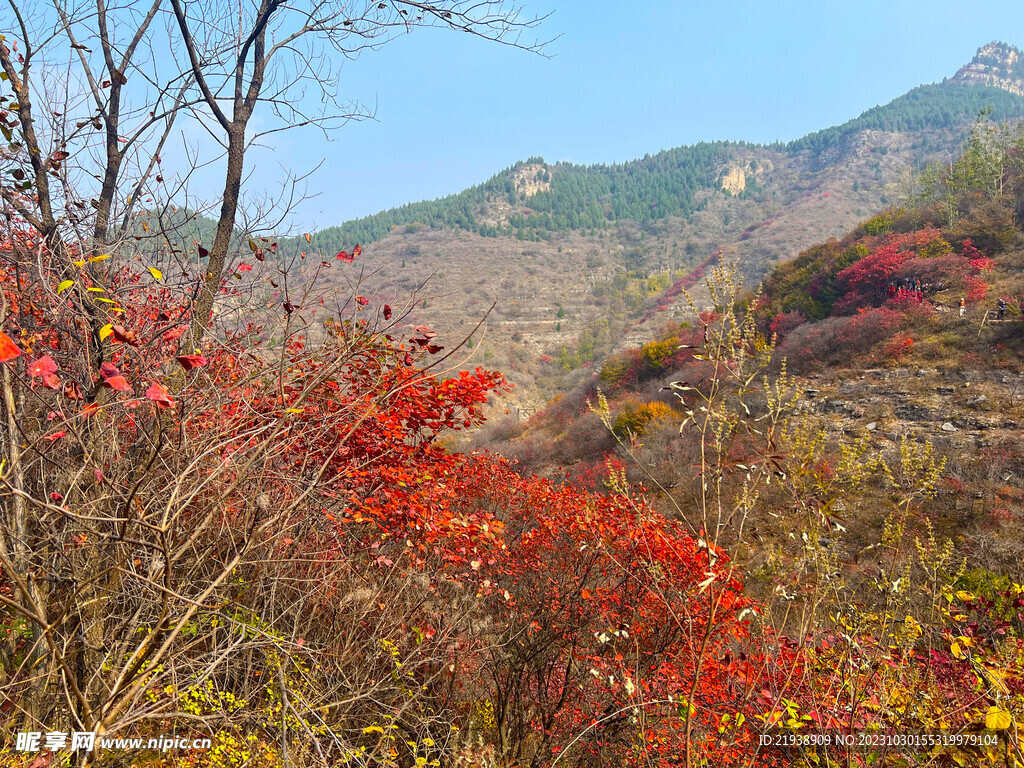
<box><xmin>952</xmin><ymin>41</ymin><xmax>1024</xmax><ymax>95</ymax></box>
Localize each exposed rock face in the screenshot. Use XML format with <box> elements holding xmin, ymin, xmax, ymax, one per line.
<box><xmin>952</xmin><ymin>41</ymin><xmax>1024</xmax><ymax>95</ymax></box>
<box><xmin>720</xmin><ymin>164</ymin><xmax>746</xmax><ymax>194</ymax></box>
<box><xmin>512</xmin><ymin>163</ymin><xmax>551</xmax><ymax>199</ymax></box>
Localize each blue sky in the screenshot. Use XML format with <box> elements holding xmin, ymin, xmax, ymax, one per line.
<box><xmin>244</xmin><ymin>0</ymin><xmax>1024</xmax><ymax>230</ymax></box>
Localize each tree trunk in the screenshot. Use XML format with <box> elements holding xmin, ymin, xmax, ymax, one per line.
<box><xmin>189</xmin><ymin>126</ymin><xmax>247</xmax><ymax>344</ymax></box>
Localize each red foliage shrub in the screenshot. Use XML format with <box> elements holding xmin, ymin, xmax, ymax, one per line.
<box><xmin>886</xmin><ymin>292</ymin><xmax>935</xmax><ymax>324</ymax></box>
<box><xmin>891</xmin><ymin>255</ymin><xmax>966</xmax><ymax>286</ymax></box>
<box><xmin>835</xmin><ymin>307</ymin><xmax>903</xmax><ymax>349</ymax></box>
<box><xmin>776</xmin><ymin>308</ymin><xmax>906</xmax><ymax>371</ymax></box>
<box><xmin>960</xmin><ymin>237</ymin><xmax>982</xmax><ymax>261</ymax></box>
<box><xmin>453</xmin><ymin>459</ymin><xmax>762</xmax><ymax>766</ymax></box>
<box><xmin>831</xmin><ymin>289</ymin><xmax>873</xmax><ymax>316</ymax></box>
<box><xmin>769</xmin><ymin>310</ymin><xmax>807</xmax><ymax>340</ymax></box>
<box><xmin>882</xmin><ymin>334</ymin><xmax>914</xmax><ymax>361</ymax></box>
<box><xmin>965</xmin><ymin>275</ymin><xmax>990</xmax><ymax>302</ymax></box>
<box><xmin>835</xmin><ymin>243</ymin><xmax>908</xmax><ymax>296</ymax></box>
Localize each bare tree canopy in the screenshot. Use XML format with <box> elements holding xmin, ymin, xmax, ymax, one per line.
<box><xmin>1</xmin><ymin>0</ymin><xmax>547</xmax><ymax>348</ymax></box>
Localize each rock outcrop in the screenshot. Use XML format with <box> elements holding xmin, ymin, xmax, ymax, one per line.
<box><xmin>952</xmin><ymin>41</ymin><xmax>1024</xmax><ymax>96</ymax></box>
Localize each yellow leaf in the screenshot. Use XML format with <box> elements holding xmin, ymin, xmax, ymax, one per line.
<box><xmin>248</xmin><ymin>239</ymin><xmax>258</xmax><ymax>252</ymax></box>
<box><xmin>904</xmin><ymin>615</ymin><xmax>923</xmax><ymax>638</ymax></box>
<box><xmin>955</xmin><ymin>590</ymin><xmax>975</xmax><ymax>602</ymax></box>
<box><xmin>283</xmin><ymin>408</ymin><xmax>304</xmax><ymax>414</ymax></box>
<box><xmin>57</xmin><ymin>279</ymin><xmax>74</xmax><ymax>293</ymax></box>
<box><xmin>88</xmin><ymin>253</ymin><xmax>112</xmax><ymax>262</ymax></box>
<box><xmin>142</xmin><ymin>222</ymin><xmax>149</xmax><ymax>232</ymax></box>
<box><xmin>362</xmin><ymin>725</ymin><xmax>383</xmax><ymax>735</ymax></box>
<box><xmin>86</xmin><ymin>287</ymin><xmax>105</xmax><ymax>292</ymax></box>
<box><xmin>148</xmin><ymin>266</ymin><xmax>163</xmax><ymax>281</ymax></box>
<box><xmin>95</xmin><ymin>298</ymin><xmax>119</xmax><ymax>305</ymax></box>
<box><xmin>73</xmin><ymin>260</ymin><xmax>86</xmax><ymax>267</ymax></box>
<box><xmin>951</xmin><ymin>642</ymin><xmax>967</xmax><ymax>660</ymax></box>
<box><xmin>986</xmin><ymin>706</ymin><xmax>1012</xmax><ymax>730</ymax></box>
<box><xmin>99</xmin><ymin>324</ymin><xmax>114</xmax><ymax>341</ymax></box>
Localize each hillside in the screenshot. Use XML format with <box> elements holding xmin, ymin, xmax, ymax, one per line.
<box><xmin>282</xmin><ymin>44</ymin><xmax>1024</xmax><ymax>416</ymax></box>
<box><xmin>477</xmin><ymin>118</ymin><xmax>1024</xmax><ymax>581</ymax></box>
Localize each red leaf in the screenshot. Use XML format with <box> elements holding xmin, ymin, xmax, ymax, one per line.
<box><xmin>49</xmin><ymin>492</ymin><xmax>63</xmax><ymax>502</ymax></box>
<box><xmin>0</xmin><ymin>332</ymin><xmax>22</xmax><ymax>362</ymax></box>
<box><xmin>198</xmin><ymin>245</ymin><xmax>209</xmax><ymax>259</ymax></box>
<box><xmin>176</xmin><ymin>354</ymin><xmax>208</xmax><ymax>371</ymax></box>
<box><xmin>99</xmin><ymin>361</ymin><xmax>132</xmax><ymax>392</ymax></box>
<box><xmin>355</xmin><ymin>295</ymin><xmax>369</xmax><ymax>306</ymax></box>
<box><xmin>336</xmin><ymin>250</ymin><xmax>354</xmax><ymax>263</ymax></box>
<box><xmin>28</xmin><ymin>355</ymin><xmax>58</xmax><ymax>377</ymax></box>
<box><xmin>415</xmin><ymin>325</ymin><xmax>431</xmax><ymax>333</ymax></box>
<box><xmin>237</xmin><ymin>262</ymin><xmax>253</xmax><ymax>272</ymax></box>
<box><xmin>29</xmin><ymin>356</ymin><xmax>61</xmax><ymax>389</ymax></box>
<box><xmin>44</xmin><ymin>431</ymin><xmax>66</xmax><ymax>442</ymax></box>
<box><xmin>352</xmin><ymin>244</ymin><xmax>362</xmax><ymax>258</ymax></box>
<box><xmin>383</xmin><ymin>304</ymin><xmax>393</xmax><ymax>320</ymax></box>
<box><xmin>111</xmin><ymin>325</ymin><xmax>138</xmax><ymax>345</ymax></box>
<box><xmin>403</xmin><ymin>353</ymin><xmax>413</xmax><ymax>366</ymax></box>
<box><xmin>145</xmin><ymin>381</ymin><xmax>175</xmax><ymax>408</ymax></box>
<box><xmin>81</xmin><ymin>402</ymin><xmax>100</xmax><ymax>418</ymax></box>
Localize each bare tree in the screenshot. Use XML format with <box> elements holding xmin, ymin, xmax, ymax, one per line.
<box><xmin>2</xmin><ymin>0</ymin><xmax>546</xmax><ymax>350</ymax></box>
<box><xmin>0</xmin><ymin>2</ymin><xmax>545</xmax><ymax>764</ymax></box>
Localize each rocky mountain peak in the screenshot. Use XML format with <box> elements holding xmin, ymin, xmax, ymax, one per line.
<box><xmin>951</xmin><ymin>41</ymin><xmax>1024</xmax><ymax>95</ymax></box>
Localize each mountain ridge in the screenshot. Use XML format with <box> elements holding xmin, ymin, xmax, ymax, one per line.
<box><xmin>306</xmin><ymin>42</ymin><xmax>1024</xmax><ymax>252</ymax></box>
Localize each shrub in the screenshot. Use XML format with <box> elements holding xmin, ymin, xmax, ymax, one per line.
<box><xmin>882</xmin><ymin>333</ymin><xmax>914</xmax><ymax>361</ymax></box>
<box><xmin>612</xmin><ymin>400</ymin><xmax>676</xmax><ymax>437</ymax></box>
<box><xmin>891</xmin><ymin>254</ymin><xmax>966</xmax><ymax>287</ymax></box>
<box><xmin>768</xmin><ymin>310</ymin><xmax>807</xmax><ymax>340</ymax></box>
<box><xmin>599</xmin><ymin>349</ymin><xmax>641</xmax><ymax>389</ymax></box>
<box><xmin>965</xmin><ymin>275</ymin><xmax>990</xmax><ymax>302</ymax></box>
<box><xmin>640</xmin><ymin>336</ymin><xmax>680</xmax><ymax>369</ymax></box>
<box><xmin>835</xmin><ymin>243</ymin><xmax>909</xmax><ymax>296</ymax></box>
<box><xmin>861</xmin><ymin>207</ymin><xmax>906</xmax><ymax>236</ymax></box>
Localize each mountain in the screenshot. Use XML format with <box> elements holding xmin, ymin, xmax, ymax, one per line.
<box><xmin>297</xmin><ymin>43</ymin><xmax>1024</xmax><ymax>415</ymax></box>
<box><xmin>478</xmin><ymin>110</ymin><xmax>1024</xmax><ymax>583</ymax></box>
<box><xmin>309</xmin><ymin>43</ymin><xmax>1024</xmax><ymax>252</ymax></box>
<box><xmin>952</xmin><ymin>40</ymin><xmax>1024</xmax><ymax>95</ymax></box>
